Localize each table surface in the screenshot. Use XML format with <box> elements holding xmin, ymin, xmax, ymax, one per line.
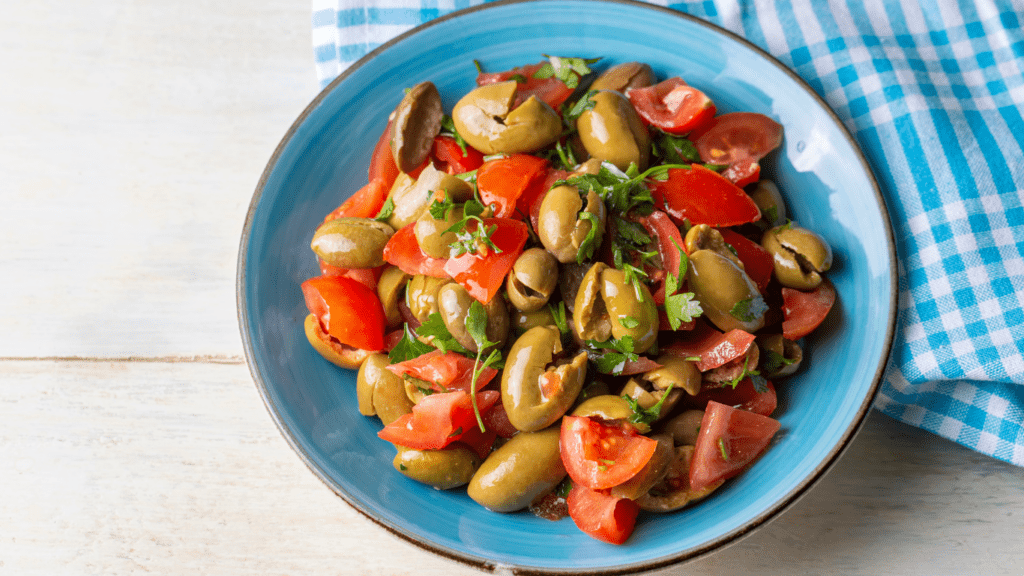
<box><xmin>3</xmin><ymin>1</ymin><xmax>1022</xmax><ymax>574</ymax></box>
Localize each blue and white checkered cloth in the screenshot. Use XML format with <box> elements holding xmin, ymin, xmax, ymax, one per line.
<box><xmin>311</xmin><ymin>0</ymin><xmax>1024</xmax><ymax>466</ymax></box>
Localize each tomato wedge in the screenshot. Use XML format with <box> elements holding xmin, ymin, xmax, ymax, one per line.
<box><xmin>694</xmin><ymin>112</ymin><xmax>783</xmax><ymax>166</ymax></box>
<box><xmin>476</xmin><ymin>154</ymin><xmax>550</xmax><ymax>218</ymax></box>
<box><xmin>718</xmin><ymin>229</ymin><xmax>773</xmax><ymax>293</ymax></box>
<box><xmin>635</xmin><ymin>209</ymin><xmax>684</xmax><ymax>304</ymax></box>
<box><xmin>566</xmin><ymin>484</ymin><xmax>640</xmax><ymax>545</ymax></box>
<box><xmin>323</xmin><ymin>178</ymin><xmax>390</xmax><ymax>222</ymax></box>
<box><xmin>782</xmin><ymin>280</ymin><xmax>836</xmax><ymax>340</ymax></box>
<box><xmin>431</xmin><ymin>135</ymin><xmax>484</xmax><ymax>175</ymax></box>
<box><xmin>377</xmin><ymin>389</ymin><xmax>500</xmax><ymax>451</ymax></box>
<box><xmin>721</xmin><ymin>156</ymin><xmax>761</xmax><ymax>187</ymax></box>
<box><xmin>368</xmin><ymin>119</ymin><xmax>399</xmax><ymax>189</ymax></box>
<box><xmin>521</xmin><ymin>167</ymin><xmax>569</xmax><ymax>231</ymax></box>
<box><xmin>690</xmin><ymin>401</ymin><xmax>780</xmax><ymax>492</ymax></box>
<box><xmin>382</xmin><ymin>223</ymin><xmax>450</xmax><ymax>278</ymax></box>
<box><xmin>627</xmin><ymin>77</ymin><xmax>716</xmax><ymax>135</ymax></box>
<box><xmin>443</xmin><ymin>218</ymin><xmax>528</xmax><ymax>304</ymax></box>
<box><xmin>317</xmin><ymin>261</ymin><xmax>382</xmax><ymax>291</ymax></box>
<box><xmin>662</xmin><ymin>322</ymin><xmax>756</xmax><ymax>372</ymax></box>
<box><xmin>477</xmin><ymin>61</ymin><xmax>576</xmax><ymax>109</ymax></box>
<box><xmin>560</xmin><ymin>416</ymin><xmax>658</xmax><ymax>490</ymax></box>
<box><xmin>681</xmin><ymin>378</ymin><xmax>778</xmax><ymax>417</ymax></box>
<box><xmin>649</xmin><ymin>165</ymin><xmax>761</xmax><ymax>227</ymax></box>
<box><xmin>300</xmin><ymin>275</ymin><xmax>386</xmax><ymax>351</ymax></box>
<box><xmin>385</xmin><ymin>349</ymin><xmax>498</xmax><ymax>393</ymax></box>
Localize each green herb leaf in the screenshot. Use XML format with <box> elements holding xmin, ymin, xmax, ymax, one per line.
<box><xmin>533</xmin><ymin>55</ymin><xmax>601</xmax><ymax>89</ymax></box>
<box><xmin>415</xmin><ymin>313</ymin><xmax>472</xmax><ymax>355</ymax></box>
<box><xmin>622</xmin><ymin>383</ymin><xmax>675</xmax><ymax>425</ymax></box>
<box><xmin>549</xmin><ymin>301</ymin><xmax>570</xmax><ymax>335</ymax></box>
<box><xmin>387</xmin><ymin>324</ymin><xmax>434</xmax><ymax>363</ymax></box>
<box><xmin>664</xmin><ymin>291</ymin><xmax>703</xmax><ymax>330</ymax></box>
<box><xmin>439</xmin><ymin>114</ymin><xmax>469</xmax><ymax>156</ymax></box>
<box><xmin>586</xmin><ymin>336</ymin><xmax>638</xmax><ymax>375</ymax></box>
<box><xmin>564</xmin><ymin>90</ymin><xmax>598</xmax><ymax>124</ymax></box>
<box><xmin>718</xmin><ymin>438</ymin><xmax>730</xmax><ymax>461</ymax></box>
<box><xmin>730</xmin><ymin>295</ymin><xmax>769</xmax><ymax>323</ymax></box>
<box><xmin>762</xmin><ymin>349</ymin><xmax>796</xmax><ymax>373</ymax></box>
<box><xmin>619</xmin><ymin>316</ymin><xmax>639</xmax><ymax>329</ymax></box>
<box><xmin>575</xmin><ymin>211</ymin><xmax>601</xmax><ymax>264</ymax></box>
<box><xmin>374</xmin><ymin>197</ymin><xmax>396</xmax><ymax>221</ymax></box>
<box><xmin>652</xmin><ymin>131</ymin><xmax>701</xmax><ymax>164</ymax></box>
<box><xmin>466</xmin><ymin>301</ymin><xmax>503</xmax><ymax>432</ymax></box>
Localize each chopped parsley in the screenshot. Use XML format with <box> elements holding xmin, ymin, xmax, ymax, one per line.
<box><xmin>466</xmin><ymin>301</ymin><xmax>503</xmax><ymax>432</ymax></box>
<box><xmin>388</xmin><ymin>323</ymin><xmax>433</xmax><ymax>363</ymax></box>
<box><xmin>415</xmin><ymin>313</ymin><xmax>471</xmax><ymax>355</ymax></box>
<box><xmin>730</xmin><ymin>295</ymin><xmax>769</xmax><ymax>323</ymax></box>
<box><xmin>533</xmin><ymin>55</ymin><xmax>601</xmax><ymax>89</ymax></box>
<box><xmin>374</xmin><ymin>197</ymin><xmax>395</xmax><ymax>221</ymax></box>
<box><xmin>763</xmin><ymin>349</ymin><xmax>796</xmax><ymax>374</ymax></box>
<box><xmin>718</xmin><ymin>438</ymin><xmax>730</xmax><ymax>461</ymax></box>
<box><xmin>622</xmin><ymin>383</ymin><xmax>676</xmax><ymax>425</ymax></box>
<box><xmin>663</xmin><ymin>239</ymin><xmax>703</xmax><ymax>329</ymax></box>
<box><xmin>586</xmin><ymin>335</ymin><xmax>639</xmax><ymax>375</ymax></box>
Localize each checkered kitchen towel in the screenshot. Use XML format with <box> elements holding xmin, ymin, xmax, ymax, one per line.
<box><xmin>311</xmin><ymin>0</ymin><xmax>1024</xmax><ymax>466</ymax></box>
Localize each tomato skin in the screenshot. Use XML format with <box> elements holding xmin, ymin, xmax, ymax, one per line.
<box><xmin>368</xmin><ymin>120</ymin><xmax>400</xmax><ymax>189</ymax></box>
<box><xmin>560</xmin><ymin>416</ymin><xmax>658</xmax><ymax>490</ymax></box>
<box><xmin>522</xmin><ymin>167</ymin><xmax>569</xmax><ymax>232</ymax></box>
<box><xmin>476</xmin><ymin>154</ymin><xmax>550</xmax><ymax>218</ymax></box>
<box><xmin>694</xmin><ymin>112</ymin><xmax>783</xmax><ymax>166</ymax></box>
<box><xmin>690</xmin><ymin>401</ymin><xmax>780</xmax><ymax>493</ymax></box>
<box><xmin>662</xmin><ymin>322</ymin><xmax>756</xmax><ymax>372</ymax></box>
<box><xmin>566</xmin><ymin>484</ymin><xmax>640</xmax><ymax>545</ymax></box>
<box><xmin>300</xmin><ymin>275</ymin><xmax>386</xmax><ymax>351</ymax></box>
<box><xmin>443</xmin><ymin>218</ymin><xmax>528</xmax><ymax>304</ymax></box>
<box><xmin>681</xmin><ymin>378</ymin><xmax>778</xmax><ymax>417</ymax></box>
<box><xmin>649</xmin><ymin>165</ymin><xmax>761</xmax><ymax>228</ymax></box>
<box><xmin>477</xmin><ymin>61</ymin><xmax>576</xmax><ymax>109</ymax></box>
<box><xmin>431</xmin><ymin>135</ymin><xmax>484</xmax><ymax>174</ymax></box>
<box><xmin>323</xmin><ymin>178</ymin><xmax>390</xmax><ymax>222</ymax></box>
<box><xmin>718</xmin><ymin>229</ymin><xmax>774</xmax><ymax>293</ymax></box>
<box><xmin>386</xmin><ymin>349</ymin><xmax>498</xmax><ymax>393</ymax></box>
<box><xmin>382</xmin><ymin>224</ymin><xmax>450</xmax><ymax>278</ymax></box>
<box><xmin>627</xmin><ymin>77</ymin><xmax>716</xmax><ymax>135</ymax></box>
<box><xmin>481</xmin><ymin>401</ymin><xmax>518</xmax><ymax>439</ymax></box>
<box><xmin>782</xmin><ymin>280</ymin><xmax>836</xmax><ymax>340</ymax></box>
<box><xmin>721</xmin><ymin>156</ymin><xmax>761</xmax><ymax>187</ymax></box>
<box><xmin>377</xmin><ymin>389</ymin><xmax>500</xmax><ymax>451</ymax></box>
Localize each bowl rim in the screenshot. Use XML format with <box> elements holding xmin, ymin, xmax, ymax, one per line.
<box><xmin>237</xmin><ymin>0</ymin><xmax>900</xmax><ymax>573</ymax></box>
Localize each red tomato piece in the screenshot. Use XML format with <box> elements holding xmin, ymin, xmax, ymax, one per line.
<box><xmin>658</xmin><ymin>308</ymin><xmax>696</xmax><ymax>332</ymax></box>
<box><xmin>368</xmin><ymin>120</ymin><xmax>399</xmax><ymax>190</ymax></box>
<box><xmin>377</xmin><ymin>390</ymin><xmax>500</xmax><ymax>451</ymax></box>
<box><xmin>690</xmin><ymin>401</ymin><xmax>780</xmax><ymax>492</ymax></box>
<box><xmin>662</xmin><ymin>322</ymin><xmax>756</xmax><ymax>372</ymax></box>
<box><xmin>681</xmin><ymin>378</ymin><xmax>778</xmax><ymax>417</ymax></box>
<box><xmin>443</xmin><ymin>218</ymin><xmax>528</xmax><ymax>304</ymax></box>
<box><xmin>627</xmin><ymin>77</ymin><xmax>716</xmax><ymax>135</ymax></box>
<box><xmin>301</xmin><ymin>275</ymin><xmax>386</xmax><ymax>351</ymax></box>
<box><xmin>481</xmin><ymin>401</ymin><xmax>518</xmax><ymax>439</ymax></box>
<box><xmin>456</xmin><ymin>422</ymin><xmax>499</xmax><ymax>459</ymax></box>
<box><xmin>566</xmin><ymin>484</ymin><xmax>640</xmax><ymax>545</ymax></box>
<box><xmin>477</xmin><ymin>61</ymin><xmax>576</xmax><ymax>109</ymax></box>
<box><xmin>476</xmin><ymin>154</ymin><xmax>550</xmax><ymax>218</ymax></box>
<box><xmin>636</xmin><ymin>210</ymin><xmax>685</xmax><ymax>304</ymax></box>
<box><xmin>694</xmin><ymin>112</ymin><xmax>783</xmax><ymax>166</ymax></box>
<box><xmin>382</xmin><ymin>224</ymin><xmax>450</xmax><ymax>278</ymax></box>
<box><xmin>317</xmin><ymin>261</ymin><xmax>382</xmax><ymax>291</ymax></box>
<box><xmin>431</xmin><ymin>135</ymin><xmax>484</xmax><ymax>175</ymax></box>
<box><xmin>617</xmin><ymin>356</ymin><xmax>662</xmax><ymax>376</ymax></box>
<box><xmin>782</xmin><ymin>280</ymin><xmax>836</xmax><ymax>340</ymax></box>
<box><xmin>560</xmin><ymin>416</ymin><xmax>658</xmax><ymax>490</ymax></box>
<box><xmin>648</xmin><ymin>165</ymin><xmax>761</xmax><ymax>228</ymax></box>
<box><xmin>521</xmin><ymin>167</ymin><xmax>569</xmax><ymax>232</ymax></box>
<box><xmin>385</xmin><ymin>349</ymin><xmax>498</xmax><ymax>393</ymax></box>
<box><xmin>718</xmin><ymin>229</ymin><xmax>774</xmax><ymax>293</ymax></box>
<box><xmin>721</xmin><ymin>156</ymin><xmax>761</xmax><ymax>187</ymax></box>
<box><xmin>323</xmin><ymin>178</ymin><xmax>390</xmax><ymax>222</ymax></box>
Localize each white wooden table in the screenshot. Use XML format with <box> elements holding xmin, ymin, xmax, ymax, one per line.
<box><xmin>3</xmin><ymin>1</ymin><xmax>1022</xmax><ymax>574</ymax></box>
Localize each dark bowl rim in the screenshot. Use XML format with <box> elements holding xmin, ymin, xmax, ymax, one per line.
<box><xmin>236</xmin><ymin>0</ymin><xmax>900</xmax><ymax>573</ymax></box>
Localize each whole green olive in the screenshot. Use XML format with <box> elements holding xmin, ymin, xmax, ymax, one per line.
<box><xmin>310</xmin><ymin>217</ymin><xmax>394</xmax><ymax>269</ymax></box>
<box><xmin>644</xmin><ymin>354</ymin><xmax>702</xmax><ymax>396</ymax></box>
<box><xmin>406</xmin><ymin>274</ymin><xmax>452</xmax><ymax>324</ymax></box>
<box><xmin>610</xmin><ymin>434</ymin><xmax>674</xmax><ymax>500</ymax></box>
<box><xmin>661</xmin><ymin>409</ymin><xmax>704</xmax><ymax>446</ymax></box>
<box><xmin>572</xmin><ymin>263</ymin><xmax>659</xmax><ymax>354</ymax></box>
<box><xmin>467</xmin><ymin>427</ymin><xmax>566</xmax><ymax>512</ymax></box>
<box><xmin>576</xmin><ymin>90</ymin><xmax>650</xmax><ymax>172</ymax></box>
<box><xmin>636</xmin><ymin>445</ymin><xmax>722</xmax><ymax>512</ymax></box>
<box><xmin>683</xmin><ymin>224</ymin><xmax>743</xmax><ymax>269</ymax></box>
<box><xmin>588</xmin><ymin>62</ymin><xmax>656</xmax><ymax>93</ymax></box>
<box><xmin>389</xmin><ymin>81</ymin><xmax>443</xmax><ymax>173</ymax></box>
<box><xmin>506</xmin><ymin>248</ymin><xmax>560</xmax><ymax>312</ymax></box>
<box><xmin>749</xmin><ymin>179</ymin><xmax>787</xmax><ymax>229</ymax></box>
<box><xmin>572</xmin><ymin>394</ymin><xmax>650</xmax><ymax>434</ymax></box>
<box><xmin>385</xmin><ymin>164</ymin><xmax>474</xmax><ymax>230</ymax></box>
<box><xmin>436</xmin><ymin>283</ymin><xmax>509</xmax><ymax>353</ymax></box>
<box><xmin>502</xmin><ymin>326</ymin><xmax>587</xmax><ymax>432</ymax></box>
<box><xmin>761</xmin><ymin>224</ymin><xmax>833</xmax><ymax>290</ymax></box>
<box><xmin>510</xmin><ymin>305</ymin><xmax>557</xmax><ymax>334</ymax></box>
<box><xmin>393</xmin><ymin>444</ymin><xmax>481</xmax><ymax>490</ymax></box>
<box><xmin>376</xmin><ymin>266</ymin><xmax>411</xmax><ymax>327</ymax></box>
<box><xmin>361</xmin><ymin>353</ymin><xmax>414</xmax><ymax>425</ymax></box>
<box><xmin>686</xmin><ymin>249</ymin><xmax>766</xmax><ymax>333</ymax></box>
<box><xmin>758</xmin><ymin>333</ymin><xmax>803</xmax><ymax>377</ymax></box>
<box><xmin>415</xmin><ymin>204</ymin><xmax>463</xmax><ymax>259</ymax></box>
<box><xmin>537</xmin><ymin>186</ymin><xmax>606</xmax><ymax>264</ymax></box>
<box><xmin>451</xmin><ymin>81</ymin><xmax>561</xmax><ymax>155</ymax></box>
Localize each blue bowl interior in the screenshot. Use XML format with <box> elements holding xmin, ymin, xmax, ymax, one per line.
<box><xmin>239</xmin><ymin>0</ymin><xmax>896</xmax><ymax>572</ymax></box>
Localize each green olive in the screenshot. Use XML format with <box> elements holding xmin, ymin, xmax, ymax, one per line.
<box><xmin>572</xmin><ymin>263</ymin><xmax>658</xmax><ymax>354</ymax></box>
<box><xmin>436</xmin><ymin>283</ymin><xmax>509</xmax><ymax>353</ymax></box>
<box><xmin>636</xmin><ymin>445</ymin><xmax>722</xmax><ymax>512</ymax></box>
<box><xmin>451</xmin><ymin>81</ymin><xmax>561</xmax><ymax>155</ymax></box>
<box><xmin>385</xmin><ymin>164</ymin><xmax>474</xmax><ymax>230</ymax></box>
<box><xmin>405</xmin><ymin>274</ymin><xmax>452</xmax><ymax>325</ymax></box>
<box><xmin>363</xmin><ymin>353</ymin><xmax>414</xmax><ymax>425</ymax></box>
<box><xmin>502</xmin><ymin>326</ymin><xmax>587</xmax><ymax>432</ymax></box>
<box><xmin>761</xmin><ymin>224</ymin><xmax>833</xmax><ymax>290</ymax></box>
<box><xmin>644</xmin><ymin>354</ymin><xmax>702</xmax><ymax>396</ymax></box>
<box><xmin>537</xmin><ymin>186</ymin><xmax>606</xmax><ymax>264</ymax></box>
<box><xmin>610</xmin><ymin>434</ymin><xmax>674</xmax><ymax>500</ymax></box>
<box><xmin>576</xmin><ymin>90</ymin><xmax>650</xmax><ymax>172</ymax></box>
<box><xmin>758</xmin><ymin>333</ymin><xmax>803</xmax><ymax>377</ymax></box>
<box><xmin>588</xmin><ymin>62</ymin><xmax>656</xmax><ymax>93</ymax></box>
<box><xmin>683</xmin><ymin>224</ymin><xmax>743</xmax><ymax>269</ymax></box>
<box><xmin>377</xmin><ymin>266</ymin><xmax>411</xmax><ymax>327</ymax></box>
<box><xmin>661</xmin><ymin>409</ymin><xmax>704</xmax><ymax>446</ymax></box>
<box><xmin>621</xmin><ymin>378</ymin><xmax>683</xmax><ymax>423</ymax></box>
<box><xmin>310</xmin><ymin>217</ymin><xmax>394</xmax><ymax>269</ymax></box>
<box><xmin>557</xmin><ymin>262</ymin><xmax>590</xmax><ymax>315</ymax></box>
<box><xmin>393</xmin><ymin>444</ymin><xmax>481</xmax><ymax>490</ymax></box>
<box><xmin>414</xmin><ymin>204</ymin><xmax>463</xmax><ymax>259</ymax></box>
<box><xmin>510</xmin><ymin>305</ymin><xmax>557</xmax><ymax>334</ymax></box>
<box><xmin>467</xmin><ymin>427</ymin><xmax>566</xmax><ymax>512</ymax></box>
<box><xmin>749</xmin><ymin>179</ymin><xmax>787</xmax><ymax>229</ymax></box>
<box><xmin>356</xmin><ymin>353</ymin><xmax>385</xmax><ymax>416</ymax></box>
<box><xmin>389</xmin><ymin>81</ymin><xmax>443</xmax><ymax>173</ymax></box>
<box><xmin>506</xmin><ymin>248</ymin><xmax>560</xmax><ymax>312</ymax></box>
<box><xmin>572</xmin><ymin>394</ymin><xmax>650</xmax><ymax>434</ymax></box>
<box><xmin>687</xmin><ymin>249</ymin><xmax>766</xmax><ymax>333</ymax></box>
<box><xmin>303</xmin><ymin>314</ymin><xmax>373</xmax><ymax>370</ymax></box>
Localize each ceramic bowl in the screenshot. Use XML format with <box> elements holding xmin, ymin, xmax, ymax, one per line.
<box><xmin>238</xmin><ymin>0</ymin><xmax>898</xmax><ymax>572</ymax></box>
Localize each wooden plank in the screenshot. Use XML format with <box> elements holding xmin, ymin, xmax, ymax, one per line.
<box><xmin>2</xmin><ymin>360</ymin><xmax>1021</xmax><ymax>575</ymax></box>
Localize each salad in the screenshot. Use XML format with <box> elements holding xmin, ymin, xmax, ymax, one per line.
<box><xmin>299</xmin><ymin>56</ymin><xmax>836</xmax><ymax>545</ymax></box>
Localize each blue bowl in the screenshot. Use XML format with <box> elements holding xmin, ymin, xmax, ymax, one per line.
<box><xmin>238</xmin><ymin>0</ymin><xmax>898</xmax><ymax>572</ymax></box>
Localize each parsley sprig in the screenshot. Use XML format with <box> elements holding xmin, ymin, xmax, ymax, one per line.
<box><xmin>724</xmin><ymin>352</ymin><xmax>768</xmax><ymax>393</ymax></box>
<box><xmin>465</xmin><ymin>301</ymin><xmax>503</xmax><ymax>432</ymax></box>
<box><xmin>533</xmin><ymin>55</ymin><xmax>601</xmax><ymax>89</ymax></box>
<box><xmin>431</xmin><ymin>195</ymin><xmax>502</xmax><ymax>258</ymax></box>
<box><xmin>622</xmin><ymin>383</ymin><xmax>676</xmax><ymax>425</ymax></box>
<box><xmin>585</xmin><ymin>335</ymin><xmax>639</xmax><ymax>375</ymax></box>
<box><xmin>663</xmin><ymin>238</ymin><xmax>703</xmax><ymax>330</ymax></box>
<box><xmin>388</xmin><ymin>324</ymin><xmax>434</xmax><ymax>363</ymax></box>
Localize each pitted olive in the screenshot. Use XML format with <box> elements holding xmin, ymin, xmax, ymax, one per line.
<box><xmin>467</xmin><ymin>426</ymin><xmax>566</xmax><ymax>512</ymax></box>
<box><xmin>749</xmin><ymin>179</ymin><xmax>787</xmax><ymax>229</ymax></box>
<box><xmin>759</xmin><ymin>333</ymin><xmax>803</xmax><ymax>377</ymax></box>
<box><xmin>451</xmin><ymin>81</ymin><xmax>562</xmax><ymax>155</ymax></box>
<box><xmin>761</xmin><ymin>224</ymin><xmax>833</xmax><ymax>290</ymax></box>
<box><xmin>662</xmin><ymin>409</ymin><xmax>704</xmax><ymax>446</ymax></box>
<box><xmin>621</xmin><ymin>378</ymin><xmax>683</xmax><ymax>423</ymax></box>
<box><xmin>377</xmin><ymin>266</ymin><xmax>411</xmax><ymax>327</ymax></box>
<box><xmin>393</xmin><ymin>444</ymin><xmax>481</xmax><ymax>490</ymax></box>
<box><xmin>610</xmin><ymin>434</ymin><xmax>674</xmax><ymax>500</ymax></box>
<box><xmin>576</xmin><ymin>90</ymin><xmax>650</xmax><ymax>171</ymax></box>
<box><xmin>506</xmin><ymin>248</ymin><xmax>560</xmax><ymax>312</ymax></box>
<box><xmin>415</xmin><ymin>203</ymin><xmax>464</xmax><ymax>259</ymax></box>
<box><xmin>310</xmin><ymin>217</ymin><xmax>394</xmax><ymax>269</ymax></box>
<box><xmin>588</xmin><ymin>62</ymin><xmax>656</xmax><ymax>93</ymax></box>
<box><xmin>510</xmin><ymin>305</ymin><xmax>557</xmax><ymax>334</ymax></box>
<box><xmin>644</xmin><ymin>354</ymin><xmax>702</xmax><ymax>396</ymax></box>
<box><xmin>636</xmin><ymin>445</ymin><xmax>722</xmax><ymax>512</ymax></box>
<box><xmin>538</xmin><ymin>186</ymin><xmax>607</xmax><ymax>264</ymax></box>
<box><xmin>686</xmin><ymin>249</ymin><xmax>766</xmax><ymax>333</ymax></box>
<box><xmin>361</xmin><ymin>353</ymin><xmax>414</xmax><ymax>425</ymax></box>
<box><xmin>406</xmin><ymin>275</ymin><xmax>452</xmax><ymax>324</ymax></box>
<box><xmin>303</xmin><ymin>314</ymin><xmax>374</xmax><ymax>370</ymax></box>
<box><xmin>356</xmin><ymin>352</ymin><xmax>385</xmax><ymax>416</ymax></box>
<box><xmin>389</xmin><ymin>81</ymin><xmax>443</xmax><ymax>173</ymax></box>
<box><xmin>558</xmin><ymin>262</ymin><xmax>591</xmax><ymax>314</ymax></box>
<box><xmin>502</xmin><ymin>326</ymin><xmax>587</xmax><ymax>432</ymax></box>
<box><xmin>683</xmin><ymin>224</ymin><xmax>743</xmax><ymax>269</ymax></box>
<box><xmin>572</xmin><ymin>263</ymin><xmax>658</xmax><ymax>354</ymax></box>
<box><xmin>436</xmin><ymin>283</ymin><xmax>509</xmax><ymax>353</ymax></box>
<box><xmin>385</xmin><ymin>164</ymin><xmax>474</xmax><ymax>230</ymax></box>
<box><xmin>572</xmin><ymin>394</ymin><xmax>650</xmax><ymax>434</ymax></box>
